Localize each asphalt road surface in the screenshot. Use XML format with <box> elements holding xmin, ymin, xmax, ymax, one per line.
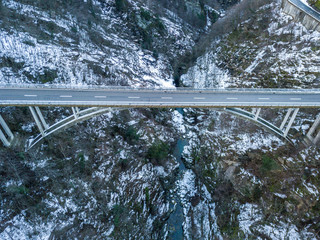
<box><xmin>0</xmin><ymin>87</ymin><xmax>319</xmax><ymax>108</ymax></box>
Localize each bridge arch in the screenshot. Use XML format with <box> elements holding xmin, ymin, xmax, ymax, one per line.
<box><xmin>224</xmin><ymin>108</ymin><xmax>293</xmax><ymax>143</ymax></box>
<box><xmin>26</xmin><ymin>107</ymin><xmax>297</xmax><ymax>150</ymax></box>
<box><xmin>27</xmin><ymin>107</ymin><xmax>113</xmax><ymax>149</ymax></box>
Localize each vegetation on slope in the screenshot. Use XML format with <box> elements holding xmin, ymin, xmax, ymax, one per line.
<box><xmin>308</xmin><ymin>0</ymin><xmax>320</xmax><ymax>10</ymax></box>
<box><xmin>1</xmin><ymin>0</ymin><xmax>319</xmax><ymax>239</ymax></box>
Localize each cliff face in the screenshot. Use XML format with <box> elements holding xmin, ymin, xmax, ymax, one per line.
<box><xmin>1</xmin><ymin>0</ymin><xmax>320</xmax><ymax>239</ymax></box>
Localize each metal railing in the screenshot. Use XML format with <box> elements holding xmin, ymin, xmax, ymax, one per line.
<box><xmin>0</xmin><ymin>100</ymin><xmax>320</xmax><ymax>108</ymax></box>
<box><xmin>0</xmin><ymin>83</ymin><xmax>319</xmax><ymax>94</ymax></box>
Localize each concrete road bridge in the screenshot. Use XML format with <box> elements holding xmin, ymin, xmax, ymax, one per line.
<box><xmin>0</xmin><ymin>85</ymin><xmax>319</xmax><ymax>149</ymax></box>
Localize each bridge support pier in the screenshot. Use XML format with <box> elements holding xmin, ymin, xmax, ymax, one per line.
<box><xmin>254</xmin><ymin>108</ymin><xmax>261</xmax><ymax>120</ymax></box>
<box><xmin>280</xmin><ymin>108</ymin><xmax>299</xmax><ymax>138</ymax></box>
<box><xmin>0</xmin><ymin>115</ymin><xmax>14</xmax><ymax>147</ymax></box>
<box><xmin>307</xmin><ymin>114</ymin><xmax>320</xmax><ymax>144</ymax></box>
<box><xmin>313</xmin><ymin>132</ymin><xmax>320</xmax><ymax>144</ymax></box>
<box><xmin>280</xmin><ymin>108</ymin><xmax>293</xmax><ymax>130</ymax></box>
<box><xmin>0</xmin><ymin>130</ymin><xmax>10</xmax><ymax>147</ymax></box>
<box><xmin>72</xmin><ymin>107</ymin><xmax>80</xmax><ymax>119</ymax></box>
<box><xmin>29</xmin><ymin>107</ymin><xmax>48</xmax><ymax>137</ymax></box>
<box><xmin>35</xmin><ymin>107</ymin><xmax>48</xmax><ymax>129</ymax></box>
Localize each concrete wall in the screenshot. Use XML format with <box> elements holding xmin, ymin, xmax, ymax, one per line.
<box><xmin>282</xmin><ymin>0</ymin><xmax>320</xmax><ymax>32</ymax></box>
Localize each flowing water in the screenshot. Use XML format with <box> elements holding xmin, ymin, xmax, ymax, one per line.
<box><xmin>167</xmin><ymin>109</ymin><xmax>188</xmax><ymax>239</ymax></box>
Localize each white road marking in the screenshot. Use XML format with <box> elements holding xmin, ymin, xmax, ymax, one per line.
<box><xmin>161</xmin><ymin>97</ymin><xmax>173</xmax><ymax>99</ymax></box>
<box><xmin>259</xmin><ymin>98</ymin><xmax>270</xmax><ymax>100</ymax></box>
<box><xmin>194</xmin><ymin>97</ymin><xmax>205</xmax><ymax>100</ymax></box>
<box><xmin>60</xmin><ymin>95</ymin><xmax>72</xmax><ymax>98</ymax></box>
<box><xmin>24</xmin><ymin>95</ymin><xmax>37</xmax><ymax>97</ymax></box>
<box><xmin>227</xmin><ymin>98</ymin><xmax>238</xmax><ymax>100</ymax></box>
<box><xmin>290</xmin><ymin>98</ymin><xmax>301</xmax><ymax>101</ymax></box>
<box><xmin>128</xmin><ymin>96</ymin><xmax>140</xmax><ymax>99</ymax></box>
<box><xmin>94</xmin><ymin>96</ymin><xmax>107</xmax><ymax>98</ymax></box>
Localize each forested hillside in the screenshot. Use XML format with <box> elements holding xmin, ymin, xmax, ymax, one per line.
<box><xmin>0</xmin><ymin>0</ymin><xmax>320</xmax><ymax>239</ymax></box>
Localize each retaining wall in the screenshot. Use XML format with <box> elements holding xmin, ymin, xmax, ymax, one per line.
<box><xmin>282</xmin><ymin>0</ymin><xmax>320</xmax><ymax>32</ymax></box>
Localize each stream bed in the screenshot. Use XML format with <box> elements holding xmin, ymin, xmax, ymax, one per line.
<box><xmin>167</xmin><ymin>108</ymin><xmax>188</xmax><ymax>239</ymax></box>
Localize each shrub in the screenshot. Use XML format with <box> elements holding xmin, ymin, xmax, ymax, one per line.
<box><xmin>46</xmin><ymin>21</ymin><xmax>57</xmax><ymax>33</ymax></box>
<box><xmin>260</xmin><ymin>155</ymin><xmax>278</xmax><ymax>174</ymax></box>
<box><xmin>112</xmin><ymin>125</ymin><xmax>140</xmax><ymax>145</ymax></box>
<box><xmin>71</xmin><ymin>25</ymin><xmax>77</xmax><ymax>33</ymax></box>
<box><xmin>112</xmin><ymin>204</ymin><xmax>125</xmax><ymax>228</ymax></box>
<box><xmin>152</xmin><ymin>17</ymin><xmax>166</xmax><ymax>35</ymax></box>
<box><xmin>312</xmin><ymin>200</ymin><xmax>320</xmax><ymax>213</ymax></box>
<box><xmin>147</xmin><ymin>141</ymin><xmax>169</xmax><ymax>166</ymax></box>
<box><xmin>77</xmin><ymin>152</ymin><xmax>85</xmax><ymax>173</ymax></box>
<box><xmin>144</xmin><ymin>187</ymin><xmax>150</xmax><ymax>203</ymax></box>
<box><xmin>118</xmin><ymin>158</ymin><xmax>129</xmax><ymax>171</ymax></box>
<box><xmin>196</xmin><ymin>12</ymin><xmax>207</xmax><ymax>28</ymax></box>
<box><xmin>37</xmin><ymin>68</ymin><xmax>58</xmax><ymax>83</ymax></box>
<box><xmin>125</xmin><ymin>126</ymin><xmax>140</xmax><ymax>144</ymax></box>
<box><xmin>252</xmin><ymin>185</ymin><xmax>262</xmax><ymax>201</ymax></box>
<box><xmin>7</xmin><ymin>185</ymin><xmax>29</xmax><ymax>195</ymax></box>
<box><xmin>23</xmin><ymin>40</ymin><xmax>36</xmax><ymax>46</ymax></box>
<box><xmin>115</xmin><ymin>0</ymin><xmax>129</xmax><ymax>12</ymax></box>
<box><xmin>208</xmin><ymin>10</ymin><xmax>219</xmax><ymax>23</ymax></box>
<box><xmin>140</xmin><ymin>8</ymin><xmax>152</xmax><ymax>21</ymax></box>
<box><xmin>139</xmin><ymin>28</ymin><xmax>153</xmax><ymax>50</ymax></box>
<box><xmin>0</xmin><ymin>57</ymin><xmax>25</xmax><ymax>72</ymax></box>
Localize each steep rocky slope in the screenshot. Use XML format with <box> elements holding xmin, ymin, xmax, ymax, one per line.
<box><xmin>0</xmin><ymin>0</ymin><xmax>230</xmax><ymax>87</ymax></box>
<box><xmin>180</xmin><ymin>0</ymin><xmax>320</xmax><ymax>238</ymax></box>
<box><xmin>0</xmin><ymin>0</ymin><xmax>233</xmax><ymax>239</ymax></box>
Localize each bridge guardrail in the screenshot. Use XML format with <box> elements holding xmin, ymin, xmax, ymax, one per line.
<box><xmin>0</xmin><ymin>100</ymin><xmax>320</xmax><ymax>108</ymax></box>
<box><xmin>0</xmin><ymin>83</ymin><xmax>320</xmax><ymax>94</ymax></box>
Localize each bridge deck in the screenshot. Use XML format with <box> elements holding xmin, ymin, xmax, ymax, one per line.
<box><xmin>0</xmin><ymin>86</ymin><xmax>319</xmax><ymax>108</ymax></box>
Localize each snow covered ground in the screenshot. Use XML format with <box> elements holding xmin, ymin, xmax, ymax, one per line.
<box><xmin>0</xmin><ymin>0</ymin><xmax>198</xmax><ymax>87</ymax></box>
<box><xmin>178</xmin><ymin>1</ymin><xmax>320</xmax><ymax>238</ymax></box>
<box><xmin>1</xmin><ymin>0</ymin><xmax>320</xmax><ymax>239</ymax></box>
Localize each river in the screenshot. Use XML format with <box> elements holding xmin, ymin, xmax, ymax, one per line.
<box><xmin>167</xmin><ymin>108</ymin><xmax>188</xmax><ymax>239</ymax></box>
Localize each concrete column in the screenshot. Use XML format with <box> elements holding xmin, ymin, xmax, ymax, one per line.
<box><xmin>254</xmin><ymin>108</ymin><xmax>261</xmax><ymax>120</ymax></box>
<box><xmin>29</xmin><ymin>106</ymin><xmax>45</xmax><ymax>137</ymax></box>
<box><xmin>72</xmin><ymin>107</ymin><xmax>78</xmax><ymax>119</ymax></box>
<box><xmin>283</xmin><ymin>108</ymin><xmax>299</xmax><ymax>138</ymax></box>
<box><xmin>35</xmin><ymin>107</ymin><xmax>49</xmax><ymax>130</ymax></box>
<box><xmin>0</xmin><ymin>129</ymin><xmax>10</xmax><ymax>147</ymax></box>
<box><xmin>313</xmin><ymin>131</ymin><xmax>320</xmax><ymax>144</ymax></box>
<box><xmin>0</xmin><ymin>115</ymin><xmax>14</xmax><ymax>140</ymax></box>
<box><xmin>251</xmin><ymin>108</ymin><xmax>257</xmax><ymax>114</ymax></box>
<box><xmin>307</xmin><ymin>114</ymin><xmax>320</xmax><ymax>139</ymax></box>
<box><xmin>280</xmin><ymin>108</ymin><xmax>293</xmax><ymax>130</ymax></box>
